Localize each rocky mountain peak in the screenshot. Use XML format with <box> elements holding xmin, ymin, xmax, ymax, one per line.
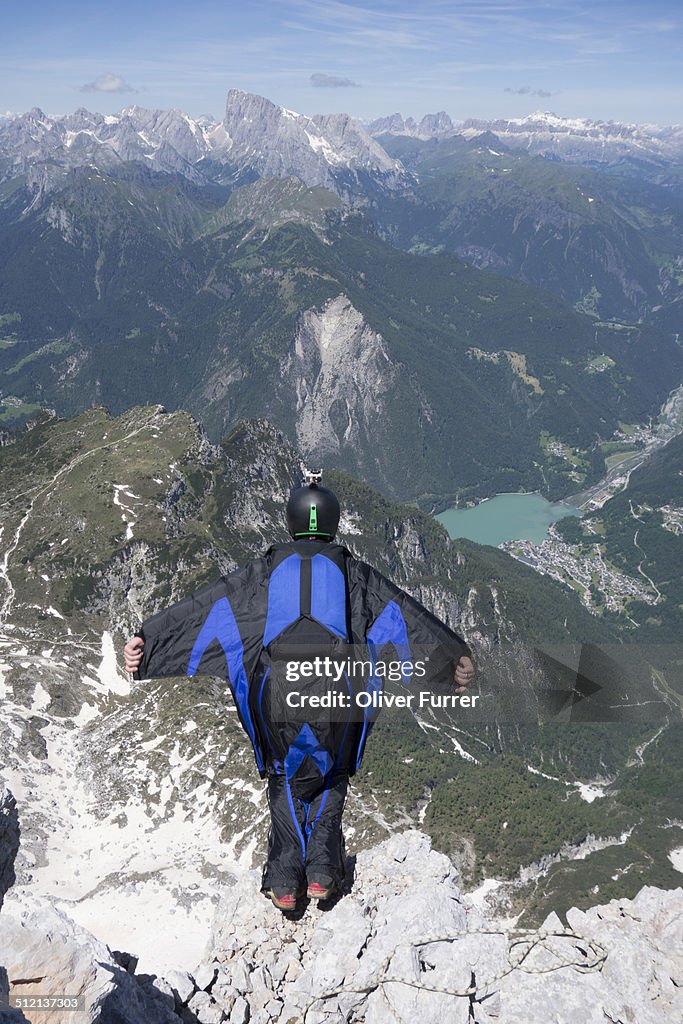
<box><xmin>368</xmin><ymin>110</ymin><xmax>457</xmax><ymax>139</ymax></box>
<box><xmin>222</xmin><ymin>89</ymin><xmax>406</xmax><ymax>193</ymax></box>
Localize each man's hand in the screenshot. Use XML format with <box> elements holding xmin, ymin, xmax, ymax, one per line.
<box><xmin>454</xmin><ymin>654</ymin><xmax>476</xmax><ymax>694</ymax></box>
<box><xmin>123</xmin><ymin>637</ymin><xmax>144</xmax><ymax>675</ymax></box>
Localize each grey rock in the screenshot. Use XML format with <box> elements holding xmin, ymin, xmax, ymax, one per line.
<box><xmin>0</xmin><ymin>899</ymin><xmax>178</xmax><ymax>1023</ymax></box>
<box><xmin>368</xmin><ymin>111</ymin><xmax>454</xmax><ymax>140</ymax></box>
<box><xmin>164</xmin><ymin>967</ymin><xmax>196</xmax><ymax>1005</ymax></box>
<box><xmin>228</xmin><ymin>958</ymin><xmax>253</xmax><ymax>994</ymax></box>
<box><xmin>229</xmin><ymin>994</ymin><xmax>250</xmax><ymax>1024</ymax></box>
<box><xmin>213</xmin><ymin>981</ymin><xmax>239</xmax><ymax>1014</ymax></box>
<box><xmin>496</xmin><ymin>885</ymin><xmax>683</xmax><ymax>1024</ymax></box>
<box><xmin>194</xmin><ymin>961</ymin><xmax>219</xmax><ymax>992</ymax></box>
<box><xmin>264</xmin><ymin>998</ymin><xmax>282</xmax><ymax>1020</ymax></box>
<box><xmin>249</xmin><ymin>965</ymin><xmax>273</xmax><ymax>996</ymax></box>
<box><xmin>221</xmin><ymin>89</ymin><xmax>406</xmax><ymax>195</ymax></box>
<box><xmin>367</xmin><ymin>108</ymin><xmax>683</xmax><ymax>168</ymax></box>
<box><xmin>248</xmin><ymin>1011</ymin><xmax>270</xmax><ymax>1024</ymax></box>
<box><xmin>283</xmin><ymin>960</ymin><xmax>302</xmax><ymax>983</ymax></box>
<box><xmin>276</xmin><ymin>1001</ymin><xmax>302</xmax><ymax>1024</ymax></box>
<box><xmin>281</xmin><ymin>295</ymin><xmax>404</xmax><ymax>477</ymax></box>
<box><xmin>188</xmin><ymin>989</ymin><xmax>224</xmax><ymax>1023</ymax></box>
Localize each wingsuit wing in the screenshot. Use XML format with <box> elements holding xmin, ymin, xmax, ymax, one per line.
<box><xmin>348</xmin><ymin>559</ymin><xmax>472</xmax><ymax>683</ymax></box>
<box><xmin>133</xmin><ymin>559</ymin><xmax>270</xmax><ymax>773</ymax></box>
<box><xmin>346</xmin><ymin>558</ymin><xmax>472</xmax><ymax>772</ymax></box>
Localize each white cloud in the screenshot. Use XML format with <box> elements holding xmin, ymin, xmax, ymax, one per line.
<box><xmin>505</xmin><ymin>86</ymin><xmax>556</xmax><ymax>98</ymax></box>
<box><xmin>79</xmin><ymin>74</ymin><xmax>138</xmax><ymax>94</ymax></box>
<box><xmin>310</xmin><ymin>72</ymin><xmax>360</xmax><ymax>88</ymax></box>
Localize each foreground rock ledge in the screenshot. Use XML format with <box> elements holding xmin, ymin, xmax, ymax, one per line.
<box><xmin>1</xmin><ymin>830</ymin><xmax>682</xmax><ymax>1023</ymax></box>
<box><xmin>205</xmin><ymin>831</ymin><xmax>683</xmax><ymax>1024</ymax></box>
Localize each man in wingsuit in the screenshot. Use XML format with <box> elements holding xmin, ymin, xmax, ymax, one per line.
<box><xmin>123</xmin><ymin>475</ymin><xmax>475</xmax><ymax>912</ymax></box>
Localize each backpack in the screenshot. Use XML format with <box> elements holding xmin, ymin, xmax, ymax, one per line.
<box><xmin>254</xmin><ymin>540</ymin><xmax>356</xmax><ymax>797</ymax></box>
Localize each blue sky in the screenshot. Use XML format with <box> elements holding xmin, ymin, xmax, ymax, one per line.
<box><xmin>1</xmin><ymin>0</ymin><xmax>681</xmax><ymax>125</ymax></box>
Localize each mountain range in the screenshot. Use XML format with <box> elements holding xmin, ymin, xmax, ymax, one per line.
<box><xmin>2</xmin><ymin>92</ymin><xmax>682</xmax><ymax>322</ymax></box>
<box><xmin>368</xmin><ymin>109</ymin><xmax>683</xmax><ymax>168</ymax></box>
<box><xmin>0</xmin><ymin>90</ymin><xmax>405</xmax><ymax>197</ymax></box>
<box><xmin>1</xmin><ymin>92</ymin><xmax>682</xmax><ymax>504</ymax></box>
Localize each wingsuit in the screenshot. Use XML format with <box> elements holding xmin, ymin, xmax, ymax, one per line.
<box><xmin>132</xmin><ymin>478</ymin><xmax>471</xmax><ymax>902</ymax></box>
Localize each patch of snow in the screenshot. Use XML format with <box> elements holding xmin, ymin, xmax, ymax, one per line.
<box><xmin>226</xmin><ymin>777</ymin><xmax>263</xmax><ymax>806</ymax></box>
<box><xmin>140</xmin><ymin>734</ymin><xmax>166</xmax><ymax>751</ymax></box>
<box><xmin>3</xmin><ymin>720</ymin><xmax>239</xmax><ymax>977</ymax></box>
<box><xmin>448</xmin><ymin>734</ymin><xmax>478</xmax><ymax>763</ymax></box>
<box><xmin>527</xmin><ymin>764</ymin><xmax>561</xmax><ymax>782</ymax></box>
<box><xmin>669</xmin><ymin>846</ymin><xmax>683</xmax><ymax>873</ymax></box>
<box><xmin>113</xmin><ymin>483</ymin><xmax>141</xmax><ymax>542</ymax></box>
<box><xmin>573</xmin><ymin>781</ymin><xmax>606</xmax><ymax>803</ymax></box>
<box><xmin>304</xmin><ymin>129</ymin><xmax>342</xmax><ymax>165</ymax></box>
<box><xmin>31</xmin><ymin>681</ymin><xmax>51</xmax><ymax>713</ymax></box>
<box><xmin>91</xmin><ymin>631</ymin><xmax>130</xmax><ymax>697</ymax></box>
<box><xmin>73</xmin><ymin>702</ymin><xmax>99</xmax><ymax>725</ymax></box>
<box><xmin>64</xmin><ymin>128</ymin><xmax>98</xmax><ymax>148</ymax></box>
<box><xmin>0</xmin><ymin>661</ymin><xmax>9</xmax><ymax>699</ymax></box>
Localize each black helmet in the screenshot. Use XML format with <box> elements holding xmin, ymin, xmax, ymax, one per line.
<box><xmin>286</xmin><ymin>472</ymin><xmax>340</xmax><ymax>540</ymax></box>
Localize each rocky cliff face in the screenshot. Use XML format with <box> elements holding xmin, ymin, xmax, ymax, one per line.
<box><xmin>0</xmin><ymin>105</ymin><xmax>230</xmax><ymax>187</ymax></box>
<box><xmin>222</xmin><ymin>92</ymin><xmax>407</xmax><ymax>196</ymax></box>
<box><xmin>0</xmin><ymin>789</ymin><xmax>19</xmax><ymax>911</ymax></box>
<box><xmin>282</xmin><ymin>295</ymin><xmax>405</xmax><ymax>480</ymax></box>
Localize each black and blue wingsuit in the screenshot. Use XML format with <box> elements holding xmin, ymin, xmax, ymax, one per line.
<box><xmin>133</xmin><ymin>480</ymin><xmax>471</xmax><ymax>898</ymax></box>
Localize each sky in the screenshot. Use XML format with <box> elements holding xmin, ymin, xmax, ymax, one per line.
<box><xmin>1</xmin><ymin>0</ymin><xmax>681</xmax><ymax>126</ymax></box>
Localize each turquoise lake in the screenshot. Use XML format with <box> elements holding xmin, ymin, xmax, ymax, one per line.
<box><xmin>436</xmin><ymin>492</ymin><xmax>582</xmax><ymax>547</ymax></box>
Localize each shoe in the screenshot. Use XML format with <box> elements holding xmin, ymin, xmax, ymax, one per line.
<box><xmin>265</xmin><ymin>889</ymin><xmax>297</xmax><ymax>912</ymax></box>
<box><xmin>307</xmin><ymin>881</ymin><xmax>335</xmax><ymax>900</ymax></box>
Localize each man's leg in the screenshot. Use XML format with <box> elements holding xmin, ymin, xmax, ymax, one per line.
<box><xmin>261</xmin><ymin>773</ymin><xmax>307</xmax><ymax>899</ymax></box>
<box><xmin>304</xmin><ymin>771</ymin><xmax>348</xmax><ymax>894</ymax></box>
